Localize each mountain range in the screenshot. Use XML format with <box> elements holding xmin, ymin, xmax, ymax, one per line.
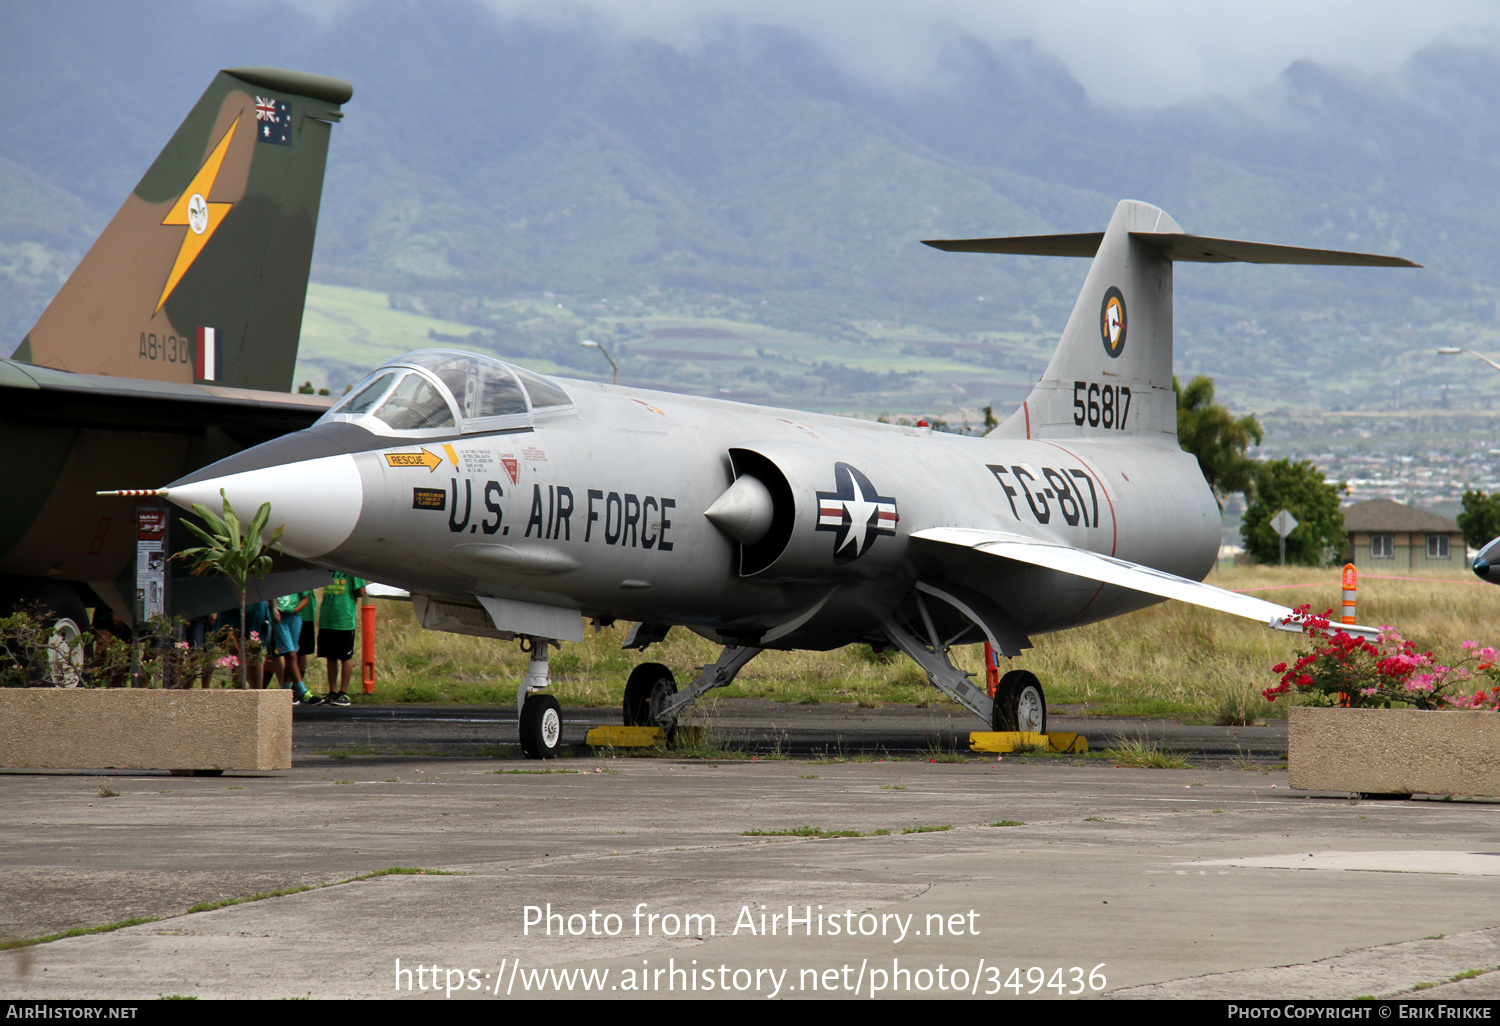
<box><xmin>4</xmin><ymin>1</ymin><xmax>1500</xmax><ymax>427</ymax></box>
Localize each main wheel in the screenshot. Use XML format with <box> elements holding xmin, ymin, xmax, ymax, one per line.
<box><xmin>992</xmin><ymin>670</ymin><xmax>1046</xmax><ymax>734</ymax></box>
<box><xmin>623</xmin><ymin>662</ymin><xmax>674</xmax><ymax>726</ymax></box>
<box><xmin>519</xmin><ymin>694</ymin><xmax>563</xmax><ymax>759</ymax></box>
<box><xmin>648</xmin><ymin>677</ymin><xmax>679</xmax><ymax>743</ymax></box>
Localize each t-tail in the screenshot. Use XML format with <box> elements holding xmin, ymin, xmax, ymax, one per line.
<box><xmin>11</xmin><ymin>67</ymin><xmax>352</xmax><ymax>392</ymax></box>
<box><xmin>925</xmin><ymin>199</ymin><xmax>1418</xmax><ymax>445</ymax></box>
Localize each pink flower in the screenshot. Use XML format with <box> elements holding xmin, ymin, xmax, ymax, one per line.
<box><xmin>216</xmin><ymin>655</ymin><xmax>240</xmax><ymax>669</ymax></box>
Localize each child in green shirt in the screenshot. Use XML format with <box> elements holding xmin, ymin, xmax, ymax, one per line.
<box><xmin>316</xmin><ymin>573</ymin><xmax>367</xmax><ymax>705</ymax></box>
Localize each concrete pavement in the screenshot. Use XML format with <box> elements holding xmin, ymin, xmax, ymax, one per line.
<box><xmin>1</xmin><ymin>704</ymin><xmax>1498</xmax><ymax>1000</ymax></box>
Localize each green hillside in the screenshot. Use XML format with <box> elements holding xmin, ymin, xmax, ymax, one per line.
<box><xmin>6</xmin><ymin>2</ymin><xmax>1500</xmax><ymax>443</ymax></box>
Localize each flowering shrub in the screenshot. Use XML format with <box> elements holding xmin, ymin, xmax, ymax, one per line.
<box><xmin>0</xmin><ymin>610</ymin><xmax>248</xmax><ymax>689</ymax></box>
<box><xmin>1265</xmin><ymin>606</ymin><xmax>1500</xmax><ymax>711</ymax></box>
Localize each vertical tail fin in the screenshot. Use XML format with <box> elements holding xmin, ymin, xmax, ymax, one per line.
<box><xmin>13</xmin><ymin>67</ymin><xmax>352</xmax><ymax>392</ymax></box>
<box><xmin>924</xmin><ymin>199</ymin><xmax>1416</xmax><ymax>446</ymax></box>
<box><xmin>1004</xmin><ymin>200</ymin><xmax>1178</xmax><ymax>445</ymax></box>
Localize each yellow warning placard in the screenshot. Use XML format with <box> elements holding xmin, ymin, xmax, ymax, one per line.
<box><xmin>384</xmin><ymin>449</ymin><xmax>443</xmax><ymax>471</ymax></box>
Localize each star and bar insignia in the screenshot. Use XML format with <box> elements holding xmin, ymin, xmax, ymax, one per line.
<box><xmin>816</xmin><ymin>462</ymin><xmax>898</xmax><ymax>561</ymax></box>
<box><xmin>255</xmin><ymin>95</ymin><xmax>292</xmax><ymax>146</ymax></box>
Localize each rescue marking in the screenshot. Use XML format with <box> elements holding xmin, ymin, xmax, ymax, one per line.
<box><xmin>385</xmin><ymin>449</ymin><xmax>444</xmax><ymax>472</ymax></box>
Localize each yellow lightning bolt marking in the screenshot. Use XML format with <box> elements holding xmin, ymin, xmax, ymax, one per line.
<box><xmin>155</xmin><ymin>115</ymin><xmax>241</xmax><ymax>312</ymax></box>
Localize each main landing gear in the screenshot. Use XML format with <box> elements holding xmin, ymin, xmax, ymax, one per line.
<box><xmin>880</xmin><ymin>583</ymin><xmax>1047</xmax><ymax>735</ymax></box>
<box><xmin>620</xmin><ymin>646</ymin><xmax>762</xmax><ymax>741</ymax></box>
<box><xmin>516</xmin><ymin>635</ymin><xmax>562</xmax><ymax>759</ymax></box>
<box><xmin>991</xmin><ymin>669</ymin><xmax>1046</xmax><ymax>734</ymax></box>
<box><xmin>622</xmin><ymin>662</ymin><xmax>678</xmax><ymax>740</ymax></box>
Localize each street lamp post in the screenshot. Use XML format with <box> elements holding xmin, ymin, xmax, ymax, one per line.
<box><xmin>580</xmin><ymin>339</ymin><xmax>618</xmax><ymax>385</ymax></box>
<box><xmin>1437</xmin><ymin>346</ymin><xmax>1500</xmax><ymax>374</ymax></box>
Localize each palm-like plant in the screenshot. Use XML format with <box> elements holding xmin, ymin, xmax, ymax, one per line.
<box><xmin>177</xmin><ymin>489</ymin><xmax>283</xmax><ymax>689</ymax></box>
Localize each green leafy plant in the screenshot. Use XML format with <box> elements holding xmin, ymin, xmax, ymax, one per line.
<box><xmin>176</xmin><ymin>490</ymin><xmax>283</xmax><ymax>689</ymax></box>
<box><xmin>0</xmin><ymin>609</ymin><xmax>53</xmax><ymax>688</ymax></box>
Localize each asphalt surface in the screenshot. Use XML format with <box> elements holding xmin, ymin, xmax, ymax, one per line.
<box><xmin>290</xmin><ymin>699</ymin><xmax>1294</xmax><ymax>764</ymax></box>
<box><xmin>2</xmin><ymin>700</ymin><xmax>1498</xmax><ymax>1002</ymax></box>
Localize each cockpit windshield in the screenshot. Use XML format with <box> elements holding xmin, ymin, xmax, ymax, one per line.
<box><xmin>369</xmin><ymin>372</ymin><xmax>456</xmax><ymax>430</ymax></box>
<box><xmin>319</xmin><ymin>350</ymin><xmax>573</xmax><ymax>435</ymax></box>
<box><xmin>400</xmin><ymin>351</ymin><xmax>529</xmax><ymax>420</ymax></box>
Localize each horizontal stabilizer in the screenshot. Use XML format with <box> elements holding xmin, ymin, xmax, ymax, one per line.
<box><xmin>923</xmin><ymin>232</ymin><xmax>1419</xmax><ymax>267</ymax></box>
<box><xmin>912</xmin><ymin>526</ymin><xmax>1379</xmax><ymax>639</ymax></box>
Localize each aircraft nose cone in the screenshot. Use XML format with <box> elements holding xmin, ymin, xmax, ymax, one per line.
<box><xmin>165</xmin><ymin>453</ymin><xmax>363</xmax><ymax>560</ymax></box>
<box><xmin>704</xmin><ymin>474</ymin><xmax>775</xmax><ymax>546</ymax></box>
<box><xmin>1475</xmin><ymin>558</ymin><xmax>1491</xmax><ymax>580</ymax></box>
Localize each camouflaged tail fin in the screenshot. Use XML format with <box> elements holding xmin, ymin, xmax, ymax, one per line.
<box><xmin>14</xmin><ymin>67</ymin><xmax>352</xmax><ymax>392</ymax></box>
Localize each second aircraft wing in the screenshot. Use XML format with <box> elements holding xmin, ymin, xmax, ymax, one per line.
<box><xmin>911</xmin><ymin>526</ymin><xmax>1379</xmax><ymax>639</ymax></box>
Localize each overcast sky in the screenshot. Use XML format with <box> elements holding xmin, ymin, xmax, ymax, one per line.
<box><xmin>457</xmin><ymin>0</ymin><xmax>1500</xmax><ymax>106</ymax></box>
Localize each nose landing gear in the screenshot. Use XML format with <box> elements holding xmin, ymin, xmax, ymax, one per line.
<box><xmin>517</xmin><ymin>635</ymin><xmax>562</xmax><ymax>759</ymax></box>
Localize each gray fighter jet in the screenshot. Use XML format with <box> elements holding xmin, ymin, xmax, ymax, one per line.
<box><xmin>126</xmin><ymin>200</ymin><xmax>1415</xmax><ymax>756</ymax></box>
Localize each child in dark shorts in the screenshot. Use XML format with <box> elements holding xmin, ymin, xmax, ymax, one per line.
<box><xmin>298</xmin><ymin>618</ymin><xmax>317</xmax><ymax>690</ymax></box>
<box><xmin>318</xmin><ymin>573</ymin><xmax>366</xmax><ymax>706</ymax></box>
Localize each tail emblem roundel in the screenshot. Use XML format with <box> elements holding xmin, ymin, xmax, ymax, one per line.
<box><xmin>1100</xmin><ymin>286</ymin><xmax>1127</xmax><ymax>358</ymax></box>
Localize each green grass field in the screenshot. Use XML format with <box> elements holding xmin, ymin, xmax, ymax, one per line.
<box><xmin>340</xmin><ymin>564</ymin><xmax>1495</xmax><ymax>723</ymax></box>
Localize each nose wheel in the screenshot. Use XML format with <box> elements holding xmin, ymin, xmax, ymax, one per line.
<box><xmin>992</xmin><ymin>670</ymin><xmax>1046</xmax><ymax>734</ymax></box>
<box><xmin>516</xmin><ymin>636</ymin><xmax>562</xmax><ymax>759</ymax></box>
<box><xmin>520</xmin><ymin>693</ymin><xmax>562</xmax><ymax>759</ymax></box>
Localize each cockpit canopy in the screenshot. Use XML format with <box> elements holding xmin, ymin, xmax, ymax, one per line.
<box><xmin>318</xmin><ymin>350</ymin><xmax>574</xmax><ymax>436</ymax></box>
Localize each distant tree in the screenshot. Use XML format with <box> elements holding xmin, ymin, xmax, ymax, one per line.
<box><xmin>1241</xmin><ymin>459</ymin><xmax>1348</xmax><ymax>566</ymax></box>
<box><xmin>1175</xmin><ymin>375</ymin><xmax>1264</xmax><ymax>507</ymax></box>
<box><xmin>1458</xmin><ymin>490</ymin><xmax>1500</xmax><ymax>550</ymax></box>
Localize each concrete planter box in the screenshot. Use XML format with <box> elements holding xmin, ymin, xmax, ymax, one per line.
<box><xmin>0</xmin><ymin>688</ymin><xmax>291</xmax><ymax>772</ymax></box>
<box><xmin>1288</xmin><ymin>706</ymin><xmax>1500</xmax><ymax>797</ymax></box>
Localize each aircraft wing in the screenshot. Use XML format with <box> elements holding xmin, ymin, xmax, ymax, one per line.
<box><xmin>1</xmin><ymin>358</ymin><xmax>332</xmax><ymax>434</ymax></box>
<box><xmin>912</xmin><ymin>527</ymin><xmax>1379</xmax><ymax>639</ymax></box>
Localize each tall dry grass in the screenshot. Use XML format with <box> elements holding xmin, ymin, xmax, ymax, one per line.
<box><xmin>357</xmin><ymin>563</ymin><xmax>1497</xmax><ymax>720</ymax></box>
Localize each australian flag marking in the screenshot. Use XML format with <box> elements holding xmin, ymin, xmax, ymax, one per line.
<box><xmin>816</xmin><ymin>462</ymin><xmax>898</xmax><ymax>561</ymax></box>
<box><xmin>255</xmin><ymin>96</ymin><xmax>292</xmax><ymax>146</ymax></box>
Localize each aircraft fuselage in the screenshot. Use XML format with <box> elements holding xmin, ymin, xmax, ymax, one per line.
<box><xmin>302</xmin><ymin>380</ymin><xmax>1219</xmax><ymax>650</ymax></box>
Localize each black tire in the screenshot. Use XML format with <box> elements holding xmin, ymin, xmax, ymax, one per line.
<box><xmin>623</xmin><ymin>662</ymin><xmax>674</xmax><ymax>726</ymax></box>
<box><xmin>520</xmin><ymin>694</ymin><xmax>563</xmax><ymax>759</ymax></box>
<box><xmin>992</xmin><ymin>670</ymin><xmax>1046</xmax><ymax>734</ymax></box>
<box><xmin>648</xmin><ymin>677</ymin><xmax>679</xmax><ymax>744</ymax></box>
